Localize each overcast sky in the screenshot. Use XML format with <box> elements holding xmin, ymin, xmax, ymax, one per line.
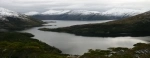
<box><xmin>0</xmin><ymin>0</ymin><xmax>150</xmax><ymax>13</ymax></box>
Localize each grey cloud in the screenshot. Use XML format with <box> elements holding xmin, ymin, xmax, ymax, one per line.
<box><xmin>0</xmin><ymin>0</ymin><xmax>150</xmax><ymax>13</ymax></box>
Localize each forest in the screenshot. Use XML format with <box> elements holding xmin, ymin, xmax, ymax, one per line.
<box><xmin>80</xmin><ymin>43</ymin><xmax>150</xmax><ymax>58</ymax></box>
<box><xmin>0</xmin><ymin>32</ymin><xmax>67</xmax><ymax>58</ymax></box>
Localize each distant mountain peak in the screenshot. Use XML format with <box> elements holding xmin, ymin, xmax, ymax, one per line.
<box><xmin>25</xmin><ymin>11</ymin><xmax>39</xmax><ymax>15</ymax></box>
<box><xmin>40</xmin><ymin>10</ymin><xmax>100</xmax><ymax>15</ymax></box>
<box><xmin>102</xmin><ymin>8</ymin><xmax>146</xmax><ymax>16</ymax></box>
<box><xmin>66</xmin><ymin>10</ymin><xmax>100</xmax><ymax>15</ymax></box>
<box><xmin>41</xmin><ymin>10</ymin><xmax>70</xmax><ymax>15</ymax></box>
<box><xmin>0</xmin><ymin>7</ymin><xmax>19</xmax><ymax>17</ymax></box>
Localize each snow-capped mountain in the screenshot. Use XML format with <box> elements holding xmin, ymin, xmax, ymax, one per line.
<box><xmin>25</xmin><ymin>11</ymin><xmax>39</xmax><ymax>16</ymax></box>
<box><xmin>65</xmin><ymin>10</ymin><xmax>100</xmax><ymax>15</ymax></box>
<box><xmin>41</xmin><ymin>10</ymin><xmax>70</xmax><ymax>15</ymax></box>
<box><xmin>40</xmin><ymin>10</ymin><xmax>100</xmax><ymax>15</ymax></box>
<box><xmin>0</xmin><ymin>7</ymin><xmax>28</xmax><ymax>21</ymax></box>
<box><xmin>102</xmin><ymin>8</ymin><xmax>146</xmax><ymax>16</ymax></box>
<box><xmin>0</xmin><ymin>7</ymin><xmax>43</xmax><ymax>30</ymax></box>
<box><xmin>26</xmin><ymin>8</ymin><xmax>147</xmax><ymax>20</ymax></box>
<box><xmin>0</xmin><ymin>7</ymin><xmax>19</xmax><ymax>17</ymax></box>
<box><xmin>25</xmin><ymin>8</ymin><xmax>145</xmax><ymax>16</ymax></box>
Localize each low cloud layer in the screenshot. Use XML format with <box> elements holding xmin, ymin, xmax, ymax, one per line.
<box><xmin>0</xmin><ymin>0</ymin><xmax>149</xmax><ymax>13</ymax></box>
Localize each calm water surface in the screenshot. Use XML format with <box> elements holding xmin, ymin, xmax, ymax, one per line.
<box><xmin>21</xmin><ymin>20</ymin><xmax>150</xmax><ymax>55</ymax></box>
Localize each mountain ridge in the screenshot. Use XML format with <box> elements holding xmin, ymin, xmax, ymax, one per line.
<box><xmin>0</xmin><ymin>7</ymin><xmax>43</xmax><ymax>31</ymax></box>
<box><xmin>0</xmin><ymin>7</ymin><xmax>20</xmax><ymax>17</ymax></box>
<box><xmin>25</xmin><ymin>8</ymin><xmax>146</xmax><ymax>16</ymax></box>
<box><xmin>26</xmin><ymin>8</ymin><xmax>146</xmax><ymax>20</ymax></box>
<box><xmin>25</xmin><ymin>11</ymin><xmax>39</xmax><ymax>16</ymax></box>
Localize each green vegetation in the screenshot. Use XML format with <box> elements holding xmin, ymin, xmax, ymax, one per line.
<box><xmin>0</xmin><ymin>32</ymin><xmax>67</xmax><ymax>58</ymax></box>
<box><xmin>80</xmin><ymin>43</ymin><xmax>150</xmax><ymax>58</ymax></box>
<box><xmin>39</xmin><ymin>11</ymin><xmax>150</xmax><ymax>37</ymax></box>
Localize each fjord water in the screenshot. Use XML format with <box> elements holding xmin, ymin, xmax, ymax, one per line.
<box><xmin>21</xmin><ymin>20</ymin><xmax>150</xmax><ymax>55</ymax></box>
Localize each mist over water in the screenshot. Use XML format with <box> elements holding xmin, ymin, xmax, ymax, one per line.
<box><xmin>21</xmin><ymin>20</ymin><xmax>149</xmax><ymax>55</ymax></box>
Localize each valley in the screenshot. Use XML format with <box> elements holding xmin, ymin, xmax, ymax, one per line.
<box><xmin>0</xmin><ymin>6</ymin><xmax>150</xmax><ymax>58</ymax></box>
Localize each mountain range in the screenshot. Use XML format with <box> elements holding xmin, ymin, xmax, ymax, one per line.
<box><xmin>25</xmin><ymin>8</ymin><xmax>146</xmax><ymax>20</ymax></box>
<box><xmin>0</xmin><ymin>7</ymin><xmax>147</xmax><ymax>31</ymax></box>
<box><xmin>0</xmin><ymin>7</ymin><xmax>43</xmax><ymax>31</ymax></box>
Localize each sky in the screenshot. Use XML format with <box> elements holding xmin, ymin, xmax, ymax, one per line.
<box><xmin>0</xmin><ymin>0</ymin><xmax>150</xmax><ymax>13</ymax></box>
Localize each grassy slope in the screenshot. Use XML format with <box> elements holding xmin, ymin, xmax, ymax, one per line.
<box><xmin>39</xmin><ymin>11</ymin><xmax>150</xmax><ymax>37</ymax></box>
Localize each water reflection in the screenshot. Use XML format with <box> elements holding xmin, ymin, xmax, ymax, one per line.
<box><xmin>21</xmin><ymin>20</ymin><xmax>149</xmax><ymax>55</ymax></box>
